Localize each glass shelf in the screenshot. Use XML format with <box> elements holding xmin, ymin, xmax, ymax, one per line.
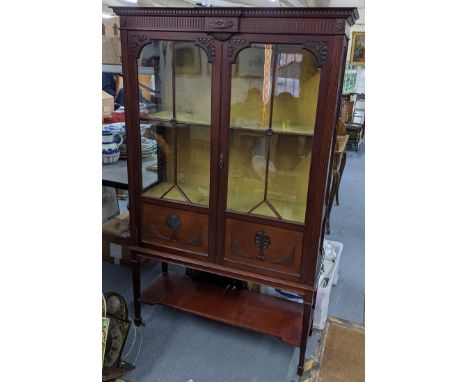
<box><xmin>230</xmin><ymin>123</ymin><xmax>314</xmax><ymax>137</ymax></box>
<box><xmin>141</xmin><ymin>110</ymin><xmax>211</xmax><ymax>126</ymax></box>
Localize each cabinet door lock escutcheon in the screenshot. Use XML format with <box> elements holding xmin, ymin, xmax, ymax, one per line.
<box><xmin>218</xmin><ymin>153</ymin><xmax>224</xmax><ymax>169</ymax></box>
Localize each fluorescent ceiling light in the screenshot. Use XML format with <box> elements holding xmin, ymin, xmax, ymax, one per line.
<box><xmin>121</xmin><ymin>0</ymin><xmax>138</xmax><ymax>3</ymax></box>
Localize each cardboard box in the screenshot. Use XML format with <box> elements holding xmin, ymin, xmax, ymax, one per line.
<box><xmin>102</xmin><ymin>91</ymin><xmax>114</xmax><ymax>119</ymax></box>
<box><xmin>102</xmin><ymin>15</ymin><xmax>121</xmax><ymax>65</ymax></box>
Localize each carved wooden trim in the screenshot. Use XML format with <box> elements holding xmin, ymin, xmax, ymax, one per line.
<box><xmin>144</xmin><ymin>223</ymin><xmax>203</xmax><ymax>248</ymax></box>
<box><xmin>335</xmin><ymin>19</ymin><xmax>345</xmax><ymax>32</ymax></box>
<box><xmin>227</xmin><ymin>38</ymin><xmax>250</xmax><ymax>63</ymax></box>
<box><xmin>112</xmin><ymin>7</ymin><xmax>359</xmax><ymax>26</ymax></box>
<box><xmin>303</xmin><ymin>41</ymin><xmax>328</xmax><ymax>68</ymax></box>
<box><xmin>210</xmin><ymin>32</ymin><xmax>232</xmax><ymax>42</ymax></box>
<box><xmin>230</xmin><ymin>234</ymin><xmax>295</xmax><ymax>266</ymax></box>
<box><xmin>195</xmin><ymin>37</ymin><xmax>215</xmax><ymax>63</ymax></box>
<box><xmin>132</xmin><ymin>34</ymin><xmax>150</xmax><ymax>57</ymax></box>
<box><xmin>208</xmin><ymin>19</ymin><xmax>234</xmax><ymax>29</ymax></box>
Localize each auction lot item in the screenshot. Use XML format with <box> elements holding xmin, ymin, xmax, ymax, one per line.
<box><xmin>112</xmin><ymin>6</ymin><xmax>359</xmax><ymax>375</ymax></box>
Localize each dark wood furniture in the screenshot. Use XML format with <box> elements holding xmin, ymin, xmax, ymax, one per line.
<box><xmin>325</xmin><ymin>130</ymin><xmax>349</xmax><ymax>234</ymax></box>
<box><xmin>343</xmin><ymin>93</ymin><xmax>364</xmax><ymax>150</ymax></box>
<box><xmin>112</xmin><ymin>6</ymin><xmax>358</xmax><ymax>376</ymax></box>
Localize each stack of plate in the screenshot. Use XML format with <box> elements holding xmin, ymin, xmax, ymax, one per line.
<box><xmin>120</xmin><ymin>137</ymin><xmax>157</xmax><ymax>159</ymax></box>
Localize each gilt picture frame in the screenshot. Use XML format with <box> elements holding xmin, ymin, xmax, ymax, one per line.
<box><xmin>349</xmin><ymin>32</ymin><xmax>365</xmax><ymax>66</ymax></box>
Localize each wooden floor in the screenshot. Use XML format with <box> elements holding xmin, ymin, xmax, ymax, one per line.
<box><xmin>139</xmin><ymin>273</ymin><xmax>304</xmax><ymax>347</ymax></box>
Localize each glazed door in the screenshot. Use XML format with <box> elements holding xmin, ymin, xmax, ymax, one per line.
<box><xmin>217</xmin><ymin>36</ymin><xmax>326</xmax><ymax>280</ymax></box>
<box><xmin>128</xmin><ymin>34</ymin><xmax>221</xmax><ymax>262</ymax></box>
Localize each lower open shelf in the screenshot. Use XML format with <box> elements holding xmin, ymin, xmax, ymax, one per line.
<box><xmin>140</xmin><ymin>273</ymin><xmax>303</xmax><ymax>347</ymax></box>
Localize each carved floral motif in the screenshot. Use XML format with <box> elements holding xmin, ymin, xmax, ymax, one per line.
<box><xmin>208</xmin><ymin>19</ymin><xmax>234</xmax><ymax>29</ymax></box>
<box><xmin>303</xmin><ymin>41</ymin><xmax>328</xmax><ymax>67</ymax></box>
<box><xmin>132</xmin><ymin>35</ymin><xmax>149</xmax><ymax>57</ymax></box>
<box><xmin>227</xmin><ymin>39</ymin><xmax>249</xmax><ymax>62</ymax></box>
<box><xmin>335</xmin><ymin>19</ymin><xmax>345</xmax><ymax>31</ymax></box>
<box><xmin>196</xmin><ymin>37</ymin><xmax>216</xmax><ymax>62</ymax></box>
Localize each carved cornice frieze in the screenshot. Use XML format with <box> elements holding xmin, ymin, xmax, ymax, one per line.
<box><xmin>335</xmin><ymin>19</ymin><xmax>345</xmax><ymax>31</ymax></box>
<box><xmin>112</xmin><ymin>7</ymin><xmax>359</xmax><ymax>26</ymax></box>
<box><xmin>208</xmin><ymin>19</ymin><xmax>234</xmax><ymax>29</ymax></box>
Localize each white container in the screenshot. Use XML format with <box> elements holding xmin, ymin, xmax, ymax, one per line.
<box><xmin>313</xmin><ymin>240</ymin><xmax>343</xmax><ymax>329</ymax></box>
<box><xmin>260</xmin><ymin>240</ymin><xmax>343</xmax><ymax>330</ymax></box>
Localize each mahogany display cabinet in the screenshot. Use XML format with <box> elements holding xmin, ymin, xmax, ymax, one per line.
<box><xmin>112</xmin><ymin>6</ymin><xmax>359</xmax><ymax>375</ymax></box>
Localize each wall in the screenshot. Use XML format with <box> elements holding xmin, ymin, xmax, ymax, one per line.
<box><xmin>345</xmin><ymin>7</ymin><xmax>365</xmax><ymax>94</ymax></box>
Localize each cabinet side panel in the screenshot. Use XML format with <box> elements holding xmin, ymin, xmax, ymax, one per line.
<box><xmin>301</xmin><ymin>35</ymin><xmax>348</xmax><ymax>285</ymax></box>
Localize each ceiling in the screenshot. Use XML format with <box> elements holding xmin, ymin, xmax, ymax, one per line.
<box><xmin>103</xmin><ymin>0</ymin><xmax>364</xmax><ymax>13</ymax></box>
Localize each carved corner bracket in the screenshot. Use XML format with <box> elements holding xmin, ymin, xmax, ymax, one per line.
<box><xmin>132</xmin><ymin>34</ymin><xmax>150</xmax><ymax>58</ymax></box>
<box><xmin>195</xmin><ymin>37</ymin><xmax>216</xmax><ymax>62</ymax></box>
<box><xmin>227</xmin><ymin>38</ymin><xmax>250</xmax><ymax>63</ymax></box>
<box><xmin>303</xmin><ymin>41</ymin><xmax>328</xmax><ymax>68</ymax></box>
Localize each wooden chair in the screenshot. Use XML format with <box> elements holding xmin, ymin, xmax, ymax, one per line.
<box><xmin>325</xmin><ymin>119</ymin><xmax>349</xmax><ymax>234</ymax></box>
<box><xmin>341</xmin><ymin>100</ymin><xmax>355</xmax><ymax>123</ymax></box>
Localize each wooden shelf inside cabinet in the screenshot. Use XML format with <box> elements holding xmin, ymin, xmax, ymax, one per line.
<box><xmin>140</xmin><ymin>273</ymin><xmax>303</xmax><ymax>347</ymax></box>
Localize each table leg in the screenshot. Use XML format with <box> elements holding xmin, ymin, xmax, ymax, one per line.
<box><xmin>161</xmin><ymin>261</ymin><xmax>168</xmax><ymax>273</ymax></box>
<box><xmin>336</xmin><ymin>152</ymin><xmax>347</xmax><ymax>206</ymax></box>
<box><xmin>131</xmin><ymin>252</ymin><xmax>144</xmax><ymax>326</ymax></box>
<box><xmin>325</xmin><ymin>170</ymin><xmax>339</xmax><ymax>235</ymax></box>
<box><xmin>297</xmin><ymin>302</ymin><xmax>312</xmax><ymax>376</ymax></box>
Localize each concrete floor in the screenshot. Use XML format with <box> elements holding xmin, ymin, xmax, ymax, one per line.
<box><xmin>102</xmin><ymin>142</ymin><xmax>364</xmax><ymax>382</ymax></box>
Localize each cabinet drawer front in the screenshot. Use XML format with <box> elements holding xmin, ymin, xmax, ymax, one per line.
<box><xmin>141</xmin><ymin>203</ymin><xmax>209</xmax><ymax>255</ymax></box>
<box><xmin>224</xmin><ymin>219</ymin><xmax>303</xmax><ymax>277</ymax></box>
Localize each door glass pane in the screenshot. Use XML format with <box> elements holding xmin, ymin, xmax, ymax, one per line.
<box><xmin>227</xmin><ymin>44</ymin><xmax>320</xmax><ymax>223</ymax></box>
<box><xmin>271</xmin><ymin>46</ymin><xmax>321</xmax><ymax>135</ymax></box>
<box><xmin>230</xmin><ymin>44</ymin><xmax>274</xmax><ymax>130</ymax></box>
<box><xmin>227</xmin><ymin>130</ymin><xmax>267</xmax><ymax>214</ymax></box>
<box><xmin>174</xmin><ymin>41</ymin><xmax>211</xmax><ymax>125</ymax></box>
<box><xmin>136</xmin><ymin>40</ymin><xmax>212</xmax><ymax>207</ymax></box>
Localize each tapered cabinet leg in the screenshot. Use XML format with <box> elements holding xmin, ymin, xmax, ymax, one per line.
<box><xmin>309</xmin><ymin>296</ymin><xmax>316</xmax><ymax>337</ymax></box>
<box><xmin>297</xmin><ymin>302</ymin><xmax>312</xmax><ymax>376</ymax></box>
<box><xmin>131</xmin><ymin>254</ymin><xmax>144</xmax><ymax>326</ymax></box>
<box><xmin>336</xmin><ymin>151</ymin><xmax>347</xmax><ymax>206</ymax></box>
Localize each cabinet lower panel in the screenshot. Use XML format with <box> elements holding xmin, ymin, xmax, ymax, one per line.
<box><xmin>224</xmin><ymin>218</ymin><xmax>303</xmax><ymax>278</ymax></box>
<box><xmin>141</xmin><ymin>203</ymin><xmax>209</xmax><ymax>256</ymax></box>
<box><xmin>139</xmin><ymin>273</ymin><xmax>303</xmax><ymax>347</ymax></box>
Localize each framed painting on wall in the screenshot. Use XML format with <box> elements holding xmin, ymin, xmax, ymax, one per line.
<box><xmin>349</xmin><ymin>32</ymin><xmax>365</xmax><ymax>66</ymax></box>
